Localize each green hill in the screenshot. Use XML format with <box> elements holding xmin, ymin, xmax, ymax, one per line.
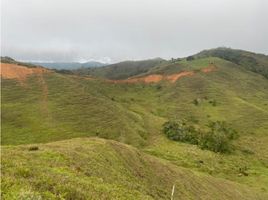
<box><xmin>2</xmin><ymin>138</ymin><xmax>267</xmax><ymax>200</ymax></box>
<box><xmin>194</xmin><ymin>47</ymin><xmax>268</xmax><ymax>78</ymax></box>
<box><xmin>1</xmin><ymin>48</ymin><xmax>268</xmax><ymax>199</ymax></box>
<box><xmin>73</xmin><ymin>58</ymin><xmax>166</xmax><ymax>79</ymax></box>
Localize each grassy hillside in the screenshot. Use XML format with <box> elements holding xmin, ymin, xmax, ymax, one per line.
<box><xmin>195</xmin><ymin>47</ymin><xmax>268</xmax><ymax>78</ymax></box>
<box><xmin>1</xmin><ymin>50</ymin><xmax>268</xmax><ymax>199</ymax></box>
<box><xmin>2</xmin><ymin>137</ymin><xmax>267</xmax><ymax>200</ymax></box>
<box><xmin>74</xmin><ymin>58</ymin><xmax>165</xmax><ymax>79</ymax></box>
<box><xmin>3</xmin><ymin>57</ymin><xmax>267</xmax><ymax>147</ymax></box>
<box><xmin>1</xmin><ymin>72</ymin><xmax>150</xmax><ymax>147</ymax></box>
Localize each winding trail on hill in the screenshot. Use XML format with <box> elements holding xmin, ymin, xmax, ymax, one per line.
<box><xmin>37</xmin><ymin>73</ymin><xmax>50</xmax><ymax>117</ymax></box>
<box><xmin>236</xmin><ymin>97</ymin><xmax>268</xmax><ymax>114</ymax></box>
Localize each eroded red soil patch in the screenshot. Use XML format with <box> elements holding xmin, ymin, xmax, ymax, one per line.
<box><xmin>166</xmin><ymin>71</ymin><xmax>195</xmax><ymax>83</ymax></box>
<box><xmin>109</xmin><ymin>75</ymin><xmax>163</xmax><ymax>84</ymax></box>
<box><xmin>109</xmin><ymin>64</ymin><xmax>216</xmax><ymax>84</ymax></box>
<box><xmin>1</xmin><ymin>62</ymin><xmax>51</xmax><ymax>116</ymax></box>
<box><xmin>0</xmin><ymin>63</ymin><xmax>49</xmax><ymax>82</ymax></box>
<box><xmin>111</xmin><ymin>71</ymin><xmax>196</xmax><ymax>84</ymax></box>
<box><xmin>201</xmin><ymin>64</ymin><xmax>216</xmax><ymax>73</ymax></box>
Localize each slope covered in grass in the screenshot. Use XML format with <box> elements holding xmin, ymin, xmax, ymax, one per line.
<box><xmin>1</xmin><ymin>72</ymin><xmax>150</xmax><ymax>147</ymax></box>
<box><xmin>195</xmin><ymin>47</ymin><xmax>268</xmax><ymax>78</ymax></box>
<box><xmin>2</xmin><ymin>137</ymin><xmax>267</xmax><ymax>200</ymax></box>
<box><xmin>73</xmin><ymin>58</ymin><xmax>165</xmax><ymax>79</ymax></box>
<box><xmin>1</xmin><ymin>49</ymin><xmax>268</xmax><ymax>199</ymax></box>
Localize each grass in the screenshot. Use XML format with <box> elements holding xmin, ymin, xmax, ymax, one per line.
<box><xmin>74</xmin><ymin>58</ymin><xmax>165</xmax><ymax>79</ymax></box>
<box><xmin>1</xmin><ymin>53</ymin><xmax>268</xmax><ymax>199</ymax></box>
<box><xmin>2</xmin><ymin>138</ymin><xmax>267</xmax><ymax>200</ymax></box>
<box><xmin>195</xmin><ymin>47</ymin><xmax>268</xmax><ymax>78</ymax></box>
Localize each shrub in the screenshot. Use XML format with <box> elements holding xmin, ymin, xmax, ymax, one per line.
<box><xmin>163</xmin><ymin>120</ymin><xmax>239</xmax><ymax>153</ymax></box>
<box><xmin>162</xmin><ymin>121</ymin><xmax>199</xmax><ymax>144</ymax></box>
<box><xmin>199</xmin><ymin>121</ymin><xmax>239</xmax><ymax>153</ymax></box>
<box><xmin>199</xmin><ymin>130</ymin><xmax>231</xmax><ymax>153</ymax></box>
<box><xmin>193</xmin><ymin>98</ymin><xmax>201</xmax><ymax>106</ymax></box>
<box><xmin>208</xmin><ymin>121</ymin><xmax>239</xmax><ymax>140</ymax></box>
<box><xmin>156</xmin><ymin>85</ymin><xmax>162</xmax><ymax>90</ymax></box>
<box><xmin>209</xmin><ymin>99</ymin><xmax>217</xmax><ymax>106</ymax></box>
<box><xmin>238</xmin><ymin>166</ymin><xmax>249</xmax><ymax>176</ymax></box>
<box><xmin>186</xmin><ymin>56</ymin><xmax>194</xmax><ymax>61</ymax></box>
<box><xmin>29</xmin><ymin>146</ymin><xmax>39</xmax><ymax>151</ymax></box>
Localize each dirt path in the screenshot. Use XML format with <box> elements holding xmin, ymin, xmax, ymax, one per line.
<box><xmin>37</xmin><ymin>73</ymin><xmax>50</xmax><ymax>117</ymax></box>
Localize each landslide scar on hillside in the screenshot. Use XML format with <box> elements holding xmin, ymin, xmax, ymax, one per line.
<box><xmin>0</xmin><ymin>63</ymin><xmax>49</xmax><ymax>83</ymax></box>
<box><xmin>1</xmin><ymin>63</ymin><xmax>51</xmax><ymax>117</ymax></box>
<box><xmin>110</xmin><ymin>65</ymin><xmax>216</xmax><ymax>84</ymax></box>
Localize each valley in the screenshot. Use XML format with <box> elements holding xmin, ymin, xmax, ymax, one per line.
<box><xmin>1</xmin><ymin>48</ymin><xmax>268</xmax><ymax>199</ymax></box>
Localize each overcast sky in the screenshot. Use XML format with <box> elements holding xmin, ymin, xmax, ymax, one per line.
<box><xmin>1</xmin><ymin>0</ymin><xmax>267</xmax><ymax>63</ymax></box>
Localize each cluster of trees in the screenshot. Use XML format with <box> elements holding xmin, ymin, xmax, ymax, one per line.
<box><xmin>163</xmin><ymin>120</ymin><xmax>239</xmax><ymax>153</ymax></box>
<box><xmin>170</xmin><ymin>58</ymin><xmax>181</xmax><ymax>63</ymax></box>
<box><xmin>186</xmin><ymin>56</ymin><xmax>195</xmax><ymax>61</ymax></box>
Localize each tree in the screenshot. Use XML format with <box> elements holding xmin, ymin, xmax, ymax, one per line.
<box><xmin>186</xmin><ymin>56</ymin><xmax>194</xmax><ymax>61</ymax></box>
<box><xmin>163</xmin><ymin>120</ymin><xmax>239</xmax><ymax>153</ymax></box>
<box><xmin>162</xmin><ymin>121</ymin><xmax>199</xmax><ymax>144</ymax></box>
<box><xmin>199</xmin><ymin>121</ymin><xmax>238</xmax><ymax>153</ymax></box>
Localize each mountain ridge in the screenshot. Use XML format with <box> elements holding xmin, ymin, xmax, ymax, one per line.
<box><xmin>1</xmin><ymin>47</ymin><xmax>268</xmax><ymax>199</ymax></box>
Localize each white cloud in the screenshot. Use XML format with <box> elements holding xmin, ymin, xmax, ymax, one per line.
<box><xmin>1</xmin><ymin>0</ymin><xmax>267</xmax><ymax>62</ymax></box>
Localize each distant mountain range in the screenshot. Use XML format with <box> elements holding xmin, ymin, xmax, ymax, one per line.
<box><xmin>0</xmin><ymin>56</ymin><xmax>107</xmax><ymax>70</ymax></box>
<box><xmin>30</xmin><ymin>61</ymin><xmax>107</xmax><ymax>70</ymax></box>
<box><xmin>71</xmin><ymin>48</ymin><xmax>268</xmax><ymax>80</ymax></box>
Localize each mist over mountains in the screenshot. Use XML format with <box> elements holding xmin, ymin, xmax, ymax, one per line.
<box><xmin>30</xmin><ymin>61</ymin><xmax>107</xmax><ymax>70</ymax></box>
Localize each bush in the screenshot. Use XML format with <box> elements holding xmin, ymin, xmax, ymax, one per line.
<box><xmin>199</xmin><ymin>130</ymin><xmax>231</xmax><ymax>153</ymax></box>
<box><xmin>208</xmin><ymin>121</ymin><xmax>239</xmax><ymax>140</ymax></box>
<box><xmin>156</xmin><ymin>85</ymin><xmax>162</xmax><ymax>90</ymax></box>
<box><xmin>186</xmin><ymin>56</ymin><xmax>194</xmax><ymax>61</ymax></box>
<box><xmin>163</xmin><ymin>120</ymin><xmax>239</xmax><ymax>153</ymax></box>
<box><xmin>162</xmin><ymin>121</ymin><xmax>199</xmax><ymax>144</ymax></box>
<box><xmin>199</xmin><ymin>121</ymin><xmax>238</xmax><ymax>153</ymax></box>
<box><xmin>209</xmin><ymin>99</ymin><xmax>217</xmax><ymax>106</ymax></box>
<box><xmin>28</xmin><ymin>146</ymin><xmax>39</xmax><ymax>151</ymax></box>
<box><xmin>193</xmin><ymin>98</ymin><xmax>201</xmax><ymax>106</ymax></box>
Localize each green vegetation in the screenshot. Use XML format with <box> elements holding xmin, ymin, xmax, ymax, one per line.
<box><xmin>73</xmin><ymin>58</ymin><xmax>166</xmax><ymax>79</ymax></box>
<box><xmin>163</xmin><ymin>120</ymin><xmax>199</xmax><ymax>145</ymax></box>
<box><xmin>2</xmin><ymin>138</ymin><xmax>267</xmax><ymax>200</ymax></box>
<box><xmin>1</xmin><ymin>48</ymin><xmax>268</xmax><ymax>199</ymax></box>
<box><xmin>186</xmin><ymin>56</ymin><xmax>195</xmax><ymax>61</ymax></box>
<box><xmin>199</xmin><ymin>121</ymin><xmax>239</xmax><ymax>153</ymax></box>
<box><xmin>163</xmin><ymin>120</ymin><xmax>238</xmax><ymax>153</ymax></box>
<box><xmin>196</xmin><ymin>47</ymin><xmax>268</xmax><ymax>78</ymax></box>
